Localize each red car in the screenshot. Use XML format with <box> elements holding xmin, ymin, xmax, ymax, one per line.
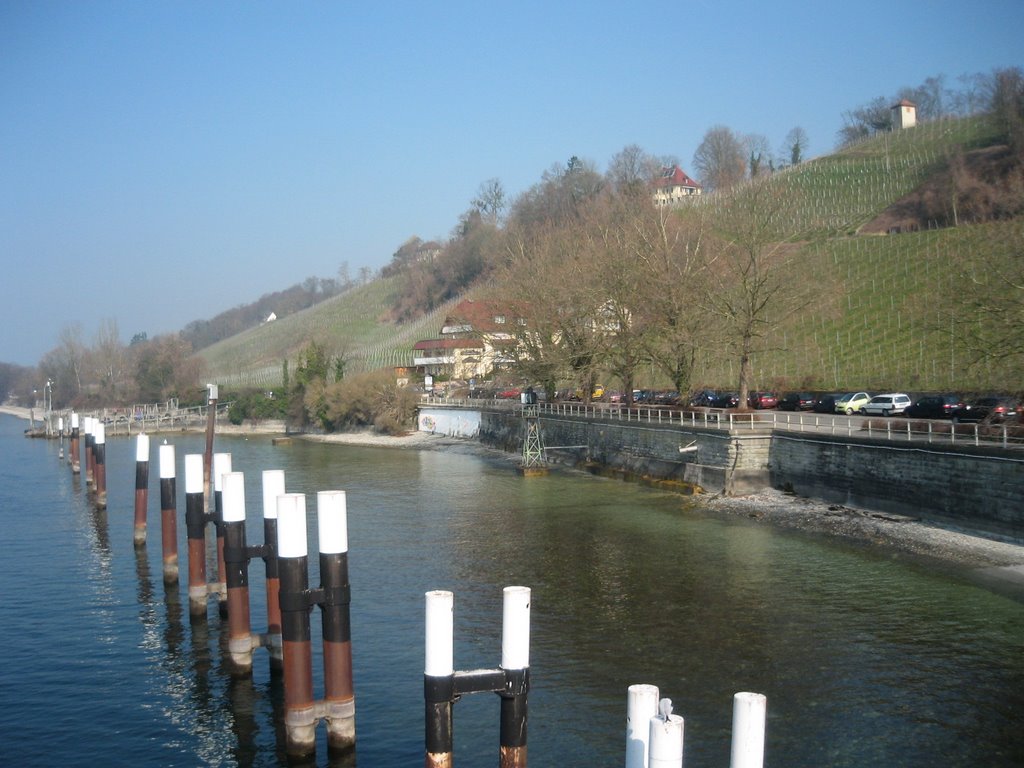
<box><xmin>747</xmin><ymin>391</ymin><xmax>778</xmax><ymax>409</ymax></box>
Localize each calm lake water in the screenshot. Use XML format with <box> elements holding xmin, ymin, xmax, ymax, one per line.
<box><xmin>1</xmin><ymin>413</ymin><xmax>1022</xmax><ymax>767</ymax></box>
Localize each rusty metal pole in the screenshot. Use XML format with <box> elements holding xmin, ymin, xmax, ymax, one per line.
<box><xmin>222</xmin><ymin>471</ymin><xmax>254</xmax><ymax>673</ymax></box>
<box><xmin>317</xmin><ymin>490</ymin><xmax>355</xmax><ymax>753</ymax></box>
<box><xmin>158</xmin><ymin>443</ymin><xmax>179</xmax><ymax>584</ymax></box>
<box><xmin>499</xmin><ymin>586</ymin><xmax>531</xmax><ymax>768</ymax></box>
<box><xmin>277</xmin><ymin>492</ymin><xmax>316</xmax><ymax>758</ymax></box>
<box><xmin>203</xmin><ymin>384</ymin><xmax>217</xmax><ymax>516</ymax></box>
<box><xmin>184</xmin><ymin>453</ymin><xmax>208</xmax><ymax>619</ymax></box>
<box><xmin>133</xmin><ymin>433</ymin><xmax>150</xmax><ymax>546</ymax></box>
<box><xmin>261</xmin><ymin>469</ymin><xmax>285</xmax><ymax>671</ymax></box>
<box><xmin>212</xmin><ymin>452</ymin><xmax>231</xmax><ymax>617</ymax></box>
<box><xmin>94</xmin><ymin>421</ymin><xmax>107</xmax><ymax>510</ymax></box>
<box><xmin>424</xmin><ymin>590</ymin><xmax>455</xmax><ymax>768</ymax></box>
<box><xmin>70</xmin><ymin>412</ymin><xmax>80</xmax><ymax>474</ymax></box>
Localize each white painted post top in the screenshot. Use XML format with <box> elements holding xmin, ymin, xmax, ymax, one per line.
<box><xmin>136</xmin><ymin>433</ymin><xmax>150</xmax><ymax>462</ymax></box>
<box><xmin>425</xmin><ymin>590</ymin><xmax>454</xmax><ymax>677</ymax></box>
<box><xmin>94</xmin><ymin>421</ymin><xmax>105</xmax><ymax>445</ymax></box>
<box><xmin>730</xmin><ymin>691</ymin><xmax>767</xmax><ymax>768</ymax></box>
<box><xmin>222</xmin><ymin>472</ymin><xmax>246</xmax><ymax>523</ymax></box>
<box><xmin>261</xmin><ymin>470</ymin><xmax>285</xmax><ymax>520</ymax></box>
<box><xmin>276</xmin><ymin>493</ymin><xmax>308</xmax><ymax>558</ymax></box>
<box><xmin>317</xmin><ymin>490</ymin><xmax>348</xmax><ymax>554</ymax></box>
<box><xmin>159</xmin><ymin>444</ymin><xmax>176</xmax><ymax>479</ymax></box>
<box><xmin>649</xmin><ymin>711</ymin><xmax>684</xmax><ymax>768</ymax></box>
<box><xmin>213</xmin><ymin>452</ymin><xmax>232</xmax><ymax>491</ymax></box>
<box><xmin>501</xmin><ymin>586</ymin><xmax>531</xmax><ymax>670</ymax></box>
<box><xmin>184</xmin><ymin>453</ymin><xmax>204</xmax><ymax>494</ymax></box>
<box><xmin>626</xmin><ymin>684</ymin><xmax>661</xmax><ymax>768</ymax></box>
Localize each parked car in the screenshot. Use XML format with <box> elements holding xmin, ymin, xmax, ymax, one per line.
<box><xmin>859</xmin><ymin>393</ymin><xmax>912</xmax><ymax>416</ymax></box>
<box><xmin>689</xmin><ymin>389</ymin><xmax>717</xmax><ymax>407</ymax></box>
<box><xmin>813</xmin><ymin>393</ymin><xmax>843</xmax><ymax>413</ymax></box>
<box><xmin>634</xmin><ymin>389</ymin><xmax>656</xmax><ymax>404</ymax></box>
<box><xmin>834</xmin><ymin>392</ymin><xmax>871</xmax><ymax>415</ymax></box>
<box><xmin>779</xmin><ymin>392</ymin><xmax>815</xmax><ymax>411</ymax></box>
<box><xmin>747</xmin><ymin>391</ymin><xmax>778</xmax><ymax>409</ymax></box>
<box><xmin>904</xmin><ymin>394</ymin><xmax>964</xmax><ymax>419</ymax></box>
<box><xmin>653</xmin><ymin>390</ymin><xmax>681</xmax><ymax>406</ymax></box>
<box><xmin>710</xmin><ymin>392</ymin><xmax>740</xmax><ymax>408</ymax></box>
<box><xmin>951</xmin><ymin>396</ymin><xmax>1022</xmax><ymax>424</ymax></box>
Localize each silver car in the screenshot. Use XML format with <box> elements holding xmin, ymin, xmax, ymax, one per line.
<box><xmin>860</xmin><ymin>393</ymin><xmax>912</xmax><ymax>416</ymax></box>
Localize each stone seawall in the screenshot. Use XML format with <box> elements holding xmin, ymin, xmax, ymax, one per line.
<box><xmin>477</xmin><ymin>408</ymin><xmax>1024</xmax><ymax>540</ymax></box>
<box><xmin>479</xmin><ymin>409</ymin><xmax>772</xmax><ymax>494</ymax></box>
<box><xmin>768</xmin><ymin>432</ymin><xmax>1024</xmax><ymax>539</ymax></box>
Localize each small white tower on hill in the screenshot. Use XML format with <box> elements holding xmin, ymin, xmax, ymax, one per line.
<box><xmin>891</xmin><ymin>99</ymin><xmax>917</xmax><ymax>130</ymax></box>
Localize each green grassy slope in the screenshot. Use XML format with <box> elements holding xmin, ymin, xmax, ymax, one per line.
<box><xmin>696</xmin><ymin>219</ymin><xmax>1022</xmax><ymax>392</ymax></box>
<box><xmin>197</xmin><ymin>275</ymin><xmax>467</xmax><ymax>388</ymax></box>
<box><xmin>693</xmin><ymin>114</ymin><xmax>1020</xmax><ymax>392</ymax></box>
<box><xmin>198</xmin><ymin>114</ymin><xmax>1020</xmax><ymax>394</ymax></box>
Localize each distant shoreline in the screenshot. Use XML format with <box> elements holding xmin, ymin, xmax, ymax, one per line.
<box><xmin>0</xmin><ymin>405</ymin><xmax>35</xmax><ymax>422</ymax></box>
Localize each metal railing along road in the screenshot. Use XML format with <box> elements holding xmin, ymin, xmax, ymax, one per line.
<box><xmin>420</xmin><ymin>397</ymin><xmax>1024</xmax><ymax>450</ymax></box>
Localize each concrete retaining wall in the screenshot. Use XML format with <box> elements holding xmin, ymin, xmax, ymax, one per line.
<box><xmin>768</xmin><ymin>432</ymin><xmax>1024</xmax><ymax>539</ymax></box>
<box><xmin>475</xmin><ymin>408</ymin><xmax>1023</xmax><ymax>539</ymax></box>
<box><xmin>478</xmin><ymin>409</ymin><xmax>772</xmax><ymax>494</ymax></box>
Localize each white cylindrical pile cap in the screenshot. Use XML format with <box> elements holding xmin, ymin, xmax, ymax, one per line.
<box><xmin>730</xmin><ymin>692</ymin><xmax>766</xmax><ymax>768</ymax></box>
<box><xmin>649</xmin><ymin>711</ymin><xmax>684</xmax><ymax>768</ymax></box>
<box><xmin>185</xmin><ymin>454</ymin><xmax>204</xmax><ymax>494</ymax></box>
<box><xmin>136</xmin><ymin>433</ymin><xmax>150</xmax><ymax>462</ymax></box>
<box><xmin>213</xmin><ymin>453</ymin><xmax>232</xmax><ymax>492</ymax></box>
<box><xmin>501</xmin><ymin>586</ymin><xmax>531</xmax><ymax>670</ymax></box>
<box><xmin>425</xmin><ymin>590</ymin><xmax>454</xmax><ymax>677</ymax></box>
<box><xmin>626</xmin><ymin>684</ymin><xmax>660</xmax><ymax>768</ymax></box>
<box><xmin>222</xmin><ymin>471</ymin><xmax>246</xmax><ymax>523</ymax></box>
<box><xmin>276</xmin><ymin>493</ymin><xmax>308</xmax><ymax>559</ymax></box>
<box><xmin>317</xmin><ymin>490</ymin><xmax>348</xmax><ymax>554</ymax></box>
<box><xmin>159</xmin><ymin>444</ymin><xmax>176</xmax><ymax>479</ymax></box>
<box><xmin>261</xmin><ymin>470</ymin><xmax>285</xmax><ymax>520</ymax></box>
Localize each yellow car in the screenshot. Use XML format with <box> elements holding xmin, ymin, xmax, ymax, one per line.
<box><xmin>835</xmin><ymin>391</ymin><xmax>870</xmax><ymax>415</ymax></box>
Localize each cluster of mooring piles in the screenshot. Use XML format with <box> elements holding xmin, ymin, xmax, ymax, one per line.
<box><xmin>54</xmin><ymin>384</ymin><xmax>768</xmax><ymax>767</ymax></box>
<box><xmin>625</xmin><ymin>685</ymin><xmax>767</xmax><ymax>768</ymax></box>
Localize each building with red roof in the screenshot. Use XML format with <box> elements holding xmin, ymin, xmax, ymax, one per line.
<box><xmin>652</xmin><ymin>165</ymin><xmax>702</xmax><ymax>206</ymax></box>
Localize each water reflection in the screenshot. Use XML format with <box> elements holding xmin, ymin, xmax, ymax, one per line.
<box><xmin>4</xmin><ymin>422</ymin><xmax>1023</xmax><ymax>767</ymax></box>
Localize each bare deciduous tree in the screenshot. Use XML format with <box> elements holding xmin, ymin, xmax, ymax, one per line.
<box><xmin>703</xmin><ymin>181</ymin><xmax>822</xmax><ymax>406</ymax></box>
<box><xmin>783</xmin><ymin>126</ymin><xmax>809</xmax><ymax>166</ymax></box>
<box><xmin>472</xmin><ymin>177</ymin><xmax>506</xmax><ymax>224</ymax></box>
<box><xmin>692</xmin><ymin>125</ymin><xmax>747</xmax><ymax>192</ymax></box>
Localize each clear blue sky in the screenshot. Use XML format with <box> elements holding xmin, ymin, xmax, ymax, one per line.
<box><xmin>2</xmin><ymin>0</ymin><xmax>1021</xmax><ymax>366</ymax></box>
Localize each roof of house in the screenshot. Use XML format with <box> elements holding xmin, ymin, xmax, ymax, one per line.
<box><xmin>892</xmin><ymin>98</ymin><xmax>917</xmax><ymax>108</ymax></box>
<box><xmin>653</xmin><ymin>165</ymin><xmax>702</xmax><ymax>190</ymax></box>
<box><xmin>413</xmin><ymin>338</ymin><xmax>482</xmax><ymax>351</ymax></box>
<box><xmin>443</xmin><ymin>299</ymin><xmax>528</xmax><ymax>333</ymax></box>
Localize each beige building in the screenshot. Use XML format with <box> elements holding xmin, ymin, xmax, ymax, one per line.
<box><xmin>412</xmin><ymin>299</ymin><xmax>524</xmax><ymax>380</ymax></box>
<box><xmin>652</xmin><ymin>165</ymin><xmax>702</xmax><ymax>206</ymax></box>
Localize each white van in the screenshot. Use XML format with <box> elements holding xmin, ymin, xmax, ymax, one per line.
<box><xmin>860</xmin><ymin>393</ymin><xmax>912</xmax><ymax>416</ymax></box>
